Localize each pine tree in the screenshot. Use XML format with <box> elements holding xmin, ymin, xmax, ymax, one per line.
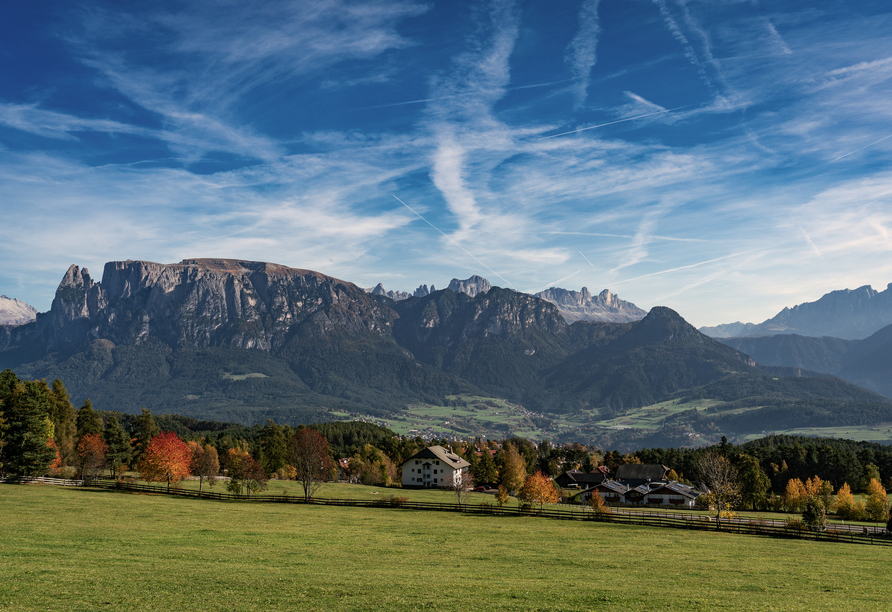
<box><xmin>48</xmin><ymin>379</ymin><xmax>77</xmax><ymax>468</ymax></box>
<box><xmin>131</xmin><ymin>408</ymin><xmax>160</xmax><ymax>464</ymax></box>
<box><xmin>75</xmin><ymin>399</ymin><xmax>103</xmax><ymax>443</ymax></box>
<box><xmin>0</xmin><ymin>371</ymin><xmax>57</xmax><ymax>476</ymax></box>
<box><xmin>259</xmin><ymin>419</ymin><xmax>288</xmax><ymax>475</ymax></box>
<box><xmin>103</xmin><ymin>416</ymin><xmax>132</xmax><ymax>478</ymax></box>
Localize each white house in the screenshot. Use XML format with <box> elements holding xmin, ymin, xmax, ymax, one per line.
<box><xmin>401</xmin><ymin>446</ymin><xmax>470</xmax><ymax>489</ymax></box>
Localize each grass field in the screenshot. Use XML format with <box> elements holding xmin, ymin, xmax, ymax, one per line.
<box><xmin>2</xmin><ymin>484</ymin><xmax>890</xmax><ymax>611</ymax></box>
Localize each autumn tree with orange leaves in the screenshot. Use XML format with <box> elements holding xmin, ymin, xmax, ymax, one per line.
<box><xmin>137</xmin><ymin>432</ymin><xmax>192</xmax><ymax>491</ymax></box>
<box><xmin>76</xmin><ymin>433</ymin><xmax>107</xmax><ymax>480</ymax></box>
<box><xmin>519</xmin><ymin>471</ymin><xmax>560</xmax><ymax>511</ymax></box>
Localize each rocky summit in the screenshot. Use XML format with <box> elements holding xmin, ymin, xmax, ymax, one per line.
<box><xmin>534</xmin><ymin>287</ymin><xmax>646</xmax><ymax>323</ymax></box>
<box><xmin>0</xmin><ymin>295</ymin><xmax>37</xmax><ymax>326</ymax></box>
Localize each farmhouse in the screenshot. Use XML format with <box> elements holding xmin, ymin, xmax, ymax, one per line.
<box><xmin>401</xmin><ymin>446</ymin><xmax>470</xmax><ymax>489</ymax></box>
<box><xmin>580</xmin><ymin>463</ymin><xmax>703</xmax><ymax>508</ymax></box>
<box><xmin>555</xmin><ymin>468</ymin><xmax>608</xmax><ymax>489</ymax></box>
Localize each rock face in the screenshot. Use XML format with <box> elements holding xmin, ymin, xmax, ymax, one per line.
<box><xmin>0</xmin><ymin>296</ymin><xmax>38</xmax><ymax>326</ymax></box>
<box><xmin>535</xmin><ymin>287</ymin><xmax>646</xmax><ymax>323</ymax></box>
<box><xmin>447</xmin><ymin>275</ymin><xmax>491</xmax><ymax>298</ymax></box>
<box><xmin>27</xmin><ymin>259</ymin><xmax>393</xmax><ymax>353</ymax></box>
<box><xmin>368</xmin><ymin>283</ymin><xmax>411</xmax><ymax>301</ymax></box>
<box><xmin>701</xmin><ymin>283</ymin><xmax>892</xmax><ymax>340</ymax></box>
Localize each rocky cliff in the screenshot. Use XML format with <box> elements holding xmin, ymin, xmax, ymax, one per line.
<box><xmin>535</xmin><ymin>287</ymin><xmax>646</xmax><ymax>323</ymax></box>
<box><xmin>25</xmin><ymin>259</ymin><xmax>393</xmax><ymax>353</ymax></box>
<box><xmin>0</xmin><ymin>296</ymin><xmax>38</xmax><ymax>326</ymax></box>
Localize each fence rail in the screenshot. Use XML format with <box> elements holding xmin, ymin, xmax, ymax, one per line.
<box><xmin>35</xmin><ymin>478</ymin><xmax>886</xmax><ymax>547</ymax></box>
<box><xmin>1</xmin><ymin>476</ymin><xmax>84</xmax><ymax>487</ymax></box>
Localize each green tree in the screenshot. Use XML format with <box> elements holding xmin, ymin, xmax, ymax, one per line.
<box><xmin>75</xmin><ymin>399</ymin><xmax>103</xmax><ymax>444</ymax></box>
<box><xmin>103</xmin><ymin>416</ymin><xmax>132</xmax><ymax>478</ymax></box>
<box><xmin>475</xmin><ymin>449</ymin><xmax>498</xmax><ymax>484</ymax></box>
<box><xmin>259</xmin><ymin>419</ymin><xmax>288</xmax><ymax>475</ymax></box>
<box><xmin>131</xmin><ymin>408</ymin><xmax>160</xmax><ymax>464</ymax></box>
<box><xmin>0</xmin><ymin>371</ymin><xmax>57</xmax><ymax>476</ymax></box>
<box><xmin>737</xmin><ymin>454</ymin><xmax>770</xmax><ymax>510</ymax></box>
<box><xmin>801</xmin><ymin>496</ymin><xmax>827</xmax><ymax>532</ymax></box>
<box><xmin>48</xmin><ymin>379</ymin><xmax>77</xmax><ymax>468</ymax></box>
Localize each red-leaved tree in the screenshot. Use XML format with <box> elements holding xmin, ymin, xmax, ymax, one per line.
<box><xmin>76</xmin><ymin>433</ymin><xmax>108</xmax><ymax>480</ymax></box>
<box><xmin>137</xmin><ymin>432</ymin><xmax>192</xmax><ymax>491</ymax></box>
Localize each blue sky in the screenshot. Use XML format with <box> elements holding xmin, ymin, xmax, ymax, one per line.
<box><xmin>2</xmin><ymin>0</ymin><xmax>892</xmax><ymax>327</ymax></box>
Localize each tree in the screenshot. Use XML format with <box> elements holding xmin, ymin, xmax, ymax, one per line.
<box><xmin>443</xmin><ymin>469</ymin><xmax>475</xmax><ymax>505</ymax></box>
<box><xmin>0</xmin><ymin>371</ymin><xmax>57</xmax><ymax>476</ymax></box>
<box><xmin>784</xmin><ymin>478</ymin><xmax>806</xmax><ymax>513</ymax></box>
<box><xmin>737</xmin><ymin>454</ymin><xmax>770</xmax><ymax>510</ymax></box>
<box><xmin>499</xmin><ymin>443</ymin><xmax>526</xmax><ymax>493</ymax></box>
<box><xmin>131</xmin><ymin>408</ymin><xmax>160</xmax><ymax>464</ymax></box>
<box><xmin>188</xmin><ymin>441</ymin><xmax>219</xmax><ymax>495</ymax></box>
<box><xmin>518</xmin><ymin>471</ymin><xmax>560</xmax><ymax>511</ymax></box>
<box><xmin>75</xmin><ymin>399</ymin><xmax>103</xmax><ymax>444</ymax></box>
<box><xmin>137</xmin><ymin>432</ymin><xmax>192</xmax><ymax>491</ymax></box>
<box><xmin>226</xmin><ymin>449</ymin><xmax>267</xmax><ymax>497</ymax></box>
<box><xmin>802</xmin><ymin>496</ymin><xmax>827</xmax><ymax>532</ymax></box>
<box><xmin>289</xmin><ymin>428</ymin><xmax>334</xmax><ymax>501</ymax></box>
<box><xmin>495</xmin><ymin>485</ymin><xmax>510</xmax><ymax>507</ymax></box>
<box><xmin>589</xmin><ymin>490</ymin><xmax>610</xmax><ymax>514</ymax></box>
<box><xmin>103</xmin><ymin>416</ymin><xmax>132</xmax><ymax>478</ymax></box>
<box><xmin>835</xmin><ymin>482</ymin><xmax>864</xmax><ymax>520</ymax></box>
<box><xmin>864</xmin><ymin>478</ymin><xmax>890</xmax><ymax>523</ymax></box>
<box><xmin>474</xmin><ymin>449</ymin><xmax>498</xmax><ymax>485</ymax></box>
<box><xmin>695</xmin><ymin>449</ymin><xmax>740</xmax><ymax>520</ymax></box>
<box><xmin>259</xmin><ymin>419</ymin><xmax>288</xmax><ymax>475</ymax></box>
<box><xmin>76</xmin><ymin>433</ymin><xmax>108</xmax><ymax>480</ymax></box>
<box><xmin>48</xmin><ymin>379</ymin><xmax>77</xmax><ymax>468</ymax></box>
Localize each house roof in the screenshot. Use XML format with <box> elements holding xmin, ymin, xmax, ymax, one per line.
<box><xmin>593</xmin><ymin>480</ymin><xmax>629</xmax><ymax>494</ymax></box>
<box><xmin>646</xmin><ymin>482</ymin><xmax>700</xmax><ymax>499</ymax></box>
<box><xmin>614</xmin><ymin>464</ymin><xmax>669</xmax><ymax>482</ymax></box>
<box><xmin>404</xmin><ymin>445</ymin><xmax>470</xmax><ymax>469</ymax></box>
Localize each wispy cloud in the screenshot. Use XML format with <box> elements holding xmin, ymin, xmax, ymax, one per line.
<box><xmin>564</xmin><ymin>0</ymin><xmax>602</xmax><ymax>108</ymax></box>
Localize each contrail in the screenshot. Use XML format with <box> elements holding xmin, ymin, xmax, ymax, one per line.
<box><xmin>579</xmin><ymin>251</ymin><xmax>595</xmax><ymax>268</ymax></box>
<box><xmin>350</xmin><ymin>78</ymin><xmax>581</xmax><ymax>112</ymax></box>
<box><xmin>393</xmin><ymin>195</ymin><xmax>514</xmax><ymax>288</ymax></box>
<box><xmin>537</xmin><ymin>105</ymin><xmax>691</xmax><ymax>140</ymax></box>
<box><xmin>611</xmin><ymin>250</ymin><xmax>762</xmax><ymax>285</ymax></box>
<box><xmin>826</xmin><ymin>133</ymin><xmax>892</xmax><ymax>164</ymax></box>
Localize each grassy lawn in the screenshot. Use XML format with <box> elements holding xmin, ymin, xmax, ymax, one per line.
<box><xmin>2</xmin><ymin>484</ymin><xmax>890</xmax><ymax>611</ymax></box>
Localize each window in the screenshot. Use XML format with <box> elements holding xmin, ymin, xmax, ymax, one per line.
<box><xmin>433</xmin><ymin>469</ymin><xmax>437</xmax><ymax>474</ymax></box>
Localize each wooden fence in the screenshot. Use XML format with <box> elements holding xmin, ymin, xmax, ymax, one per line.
<box><xmin>47</xmin><ymin>478</ymin><xmax>889</xmax><ymax>547</ymax></box>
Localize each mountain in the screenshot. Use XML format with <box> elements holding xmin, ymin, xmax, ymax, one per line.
<box><xmin>368</xmin><ymin>283</ymin><xmax>411</xmax><ymax>301</ymax></box>
<box><xmin>0</xmin><ymin>295</ymin><xmax>37</xmax><ymax>326</ymax></box>
<box><xmin>534</xmin><ymin>287</ymin><xmax>646</xmax><ymax>323</ymax></box>
<box><xmin>698</xmin><ymin>321</ymin><xmax>757</xmax><ymax>338</ymax></box>
<box><xmin>447</xmin><ymin>275</ymin><xmax>491</xmax><ymax>297</ymax></box>
<box><xmin>701</xmin><ymin>283</ymin><xmax>892</xmax><ymax>340</ymax></box>
<box><xmin>2</xmin><ymin>258</ymin><xmax>890</xmax><ymax>444</ymax></box>
<box><xmin>722</xmin><ymin>322</ymin><xmax>892</xmax><ymax>399</ymax></box>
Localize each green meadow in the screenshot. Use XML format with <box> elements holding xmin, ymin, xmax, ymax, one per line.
<box><xmin>1</xmin><ymin>484</ymin><xmax>890</xmax><ymax>611</ymax></box>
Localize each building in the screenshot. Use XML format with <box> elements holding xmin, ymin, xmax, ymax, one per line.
<box><xmin>554</xmin><ymin>468</ymin><xmax>608</xmax><ymax>489</ymax></box>
<box><xmin>401</xmin><ymin>446</ymin><xmax>471</xmax><ymax>489</ymax></box>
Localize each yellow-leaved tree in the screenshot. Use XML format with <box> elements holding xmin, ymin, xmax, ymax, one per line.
<box><xmin>835</xmin><ymin>482</ymin><xmax>864</xmax><ymax>520</ymax></box>
<box><xmin>518</xmin><ymin>471</ymin><xmax>560</xmax><ymax>511</ymax></box>
<box><xmin>864</xmin><ymin>478</ymin><xmax>890</xmax><ymax>522</ymax></box>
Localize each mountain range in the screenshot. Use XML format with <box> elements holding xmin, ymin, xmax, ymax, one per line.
<box><xmin>701</xmin><ymin>283</ymin><xmax>892</xmax><ymax>340</ymax></box>
<box><xmin>2</xmin><ymin>259</ymin><xmax>891</xmax><ymax>447</ymax></box>
<box><xmin>368</xmin><ymin>276</ymin><xmax>645</xmax><ymax>324</ymax></box>
<box><xmin>0</xmin><ymin>295</ymin><xmax>37</xmax><ymax>326</ymax></box>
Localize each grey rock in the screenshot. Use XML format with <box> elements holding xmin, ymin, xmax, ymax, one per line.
<box><xmin>447</xmin><ymin>275</ymin><xmax>491</xmax><ymax>298</ymax></box>
<box><xmin>534</xmin><ymin>287</ymin><xmax>646</xmax><ymax>323</ymax></box>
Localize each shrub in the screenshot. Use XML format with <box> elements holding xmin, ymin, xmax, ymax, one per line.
<box><xmin>784</xmin><ymin>518</ymin><xmax>805</xmax><ymax>532</ymax></box>
<box><xmin>387</xmin><ymin>495</ymin><xmax>408</xmax><ymax>507</ymax></box>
